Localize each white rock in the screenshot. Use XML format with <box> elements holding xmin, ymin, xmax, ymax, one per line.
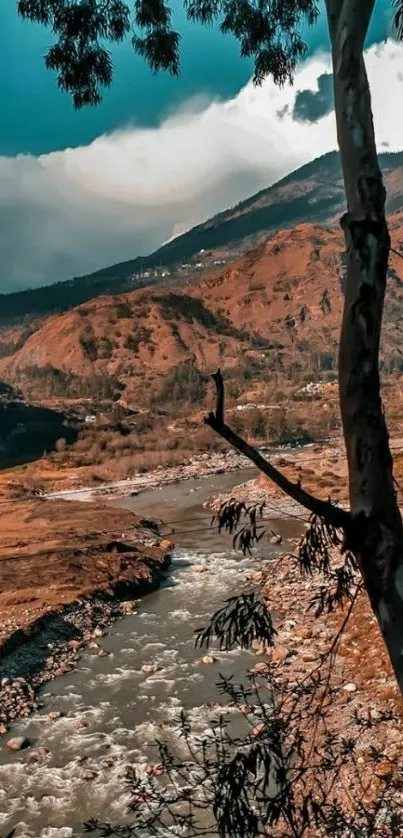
<box><xmin>343</xmin><ymin>682</ymin><xmax>357</xmax><ymax>692</ymax></box>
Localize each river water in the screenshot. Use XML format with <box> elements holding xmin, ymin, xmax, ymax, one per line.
<box><xmin>0</xmin><ymin>468</ymin><xmax>302</xmax><ymax>838</ymax></box>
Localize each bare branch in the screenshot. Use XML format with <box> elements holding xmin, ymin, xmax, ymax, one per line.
<box><xmin>205</xmin><ymin>370</ymin><xmax>350</xmax><ymax>530</ymax></box>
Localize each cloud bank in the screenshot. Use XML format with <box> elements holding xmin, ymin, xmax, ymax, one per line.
<box><xmin>1</xmin><ymin>40</ymin><xmax>403</xmax><ymax>293</ymax></box>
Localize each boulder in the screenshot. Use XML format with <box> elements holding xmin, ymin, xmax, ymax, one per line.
<box><xmin>121</xmin><ymin>601</ymin><xmax>137</xmax><ymax>615</ymax></box>
<box><xmin>82</xmin><ymin>769</ymin><xmax>98</xmax><ymax>781</ymax></box>
<box><xmin>271</xmin><ymin>646</ymin><xmax>289</xmax><ymax>665</ymax></box>
<box><xmin>24</xmin><ymin>745</ymin><xmax>48</xmax><ymax>764</ymax></box>
<box><xmin>6</xmin><ymin>736</ymin><xmax>30</xmax><ymax>751</ymax></box>
<box><xmin>74</xmin><ymin>719</ymin><xmax>89</xmax><ymax>730</ymax></box>
<box><xmin>141</xmin><ymin>663</ymin><xmax>158</xmax><ymax>675</ymax></box>
<box><xmin>201</xmin><ymin>655</ymin><xmax>217</xmax><ymax>665</ymax></box>
<box><xmin>252</xmin><ymin>723</ymin><xmax>266</xmax><ymax>738</ymax></box>
<box><xmin>158</xmin><ymin>539</ymin><xmax>174</xmax><ymax>552</ymax></box>
<box><xmin>301</xmin><ymin>651</ymin><xmax>317</xmax><ymax>663</ymax></box>
<box><xmin>250</xmin><ymin>662</ymin><xmax>269</xmax><ymax>675</ymax></box>
<box><xmin>145</xmin><ymin>763</ymin><xmax>165</xmax><ymax>776</ymax></box>
<box><xmin>238</xmin><ymin>704</ymin><xmax>253</xmax><ymax>715</ymax></box>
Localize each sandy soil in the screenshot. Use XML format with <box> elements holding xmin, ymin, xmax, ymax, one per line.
<box><xmin>0</xmin><ymin>497</ymin><xmax>170</xmax><ymax>648</ymax></box>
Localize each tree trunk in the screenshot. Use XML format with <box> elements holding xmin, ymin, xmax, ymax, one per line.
<box><xmin>326</xmin><ymin>0</ymin><xmax>403</xmax><ymax>693</ymax></box>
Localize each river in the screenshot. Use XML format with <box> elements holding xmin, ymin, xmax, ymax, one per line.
<box><xmin>0</xmin><ymin>468</ymin><xmax>303</xmax><ymax>837</ymax></box>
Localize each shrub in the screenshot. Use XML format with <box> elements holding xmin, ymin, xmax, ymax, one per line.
<box><xmin>115</xmin><ymin>301</ymin><xmax>132</xmax><ymax>319</ymax></box>
<box><xmin>98</xmin><ymin>338</ymin><xmax>114</xmax><ymax>359</ymax></box>
<box><xmin>21</xmin><ymin>364</ymin><xmax>124</xmax><ymax>400</ymax></box>
<box><xmin>0</xmin><ymin>323</ymin><xmax>39</xmax><ymax>358</ymax></box>
<box><xmin>154</xmin><ymin>361</ymin><xmax>207</xmax><ymax>407</ymax></box>
<box><xmin>79</xmin><ymin>324</ymin><xmax>98</xmax><ymax>361</ymax></box>
<box><xmin>156</xmin><ymin>293</ymin><xmax>245</xmax><ymax>339</ymax></box>
<box><xmin>124</xmin><ymin>327</ymin><xmax>152</xmax><ymax>352</ymax></box>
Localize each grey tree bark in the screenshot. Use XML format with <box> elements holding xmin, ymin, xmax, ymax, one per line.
<box><xmin>326</xmin><ymin>0</ymin><xmax>403</xmax><ymax>692</ymax></box>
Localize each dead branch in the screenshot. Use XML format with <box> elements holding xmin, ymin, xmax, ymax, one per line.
<box><xmin>205</xmin><ymin>369</ymin><xmax>350</xmax><ymax>531</ymax></box>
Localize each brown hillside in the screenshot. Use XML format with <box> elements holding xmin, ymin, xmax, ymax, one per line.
<box><xmin>2</xmin><ymin>218</ymin><xmax>403</xmax><ymax>409</ymax></box>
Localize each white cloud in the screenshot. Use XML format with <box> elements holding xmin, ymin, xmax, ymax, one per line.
<box><xmin>1</xmin><ymin>39</ymin><xmax>403</xmax><ymax>293</ymax></box>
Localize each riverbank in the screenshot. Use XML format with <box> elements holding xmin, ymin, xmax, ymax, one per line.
<box><xmin>0</xmin><ymin>497</ymin><xmax>172</xmax><ymax>732</ymax></box>
<box><xmin>207</xmin><ymin>446</ymin><xmax>403</xmax><ymax>720</ymax></box>
<box><xmin>252</xmin><ymin>549</ymin><xmax>403</xmax><ymax>822</ymax></box>
<box><xmin>46</xmin><ymin>448</ymin><xmax>257</xmax><ymax>501</ymax></box>
<box><xmin>203</xmin><ymin>453</ymin><xmax>403</xmax><ymax>823</ymax></box>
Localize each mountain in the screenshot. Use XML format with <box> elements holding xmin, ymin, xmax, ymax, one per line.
<box><xmin>2</xmin><ymin>149</ymin><xmax>403</xmax><ymax>325</ymax></box>
<box><xmin>2</xmin><ymin>219</ymin><xmax>403</xmax><ymax>411</ymax></box>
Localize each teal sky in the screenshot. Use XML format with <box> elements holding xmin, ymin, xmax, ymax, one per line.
<box><xmin>0</xmin><ymin>0</ymin><xmax>393</xmax><ymax>157</ymax></box>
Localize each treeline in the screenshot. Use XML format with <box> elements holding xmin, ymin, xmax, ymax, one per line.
<box><xmin>19</xmin><ymin>365</ymin><xmax>125</xmax><ymax>400</ymax></box>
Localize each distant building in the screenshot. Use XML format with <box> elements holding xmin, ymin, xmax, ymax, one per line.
<box><xmin>84</xmin><ymin>414</ymin><xmax>97</xmax><ymax>424</ymax></box>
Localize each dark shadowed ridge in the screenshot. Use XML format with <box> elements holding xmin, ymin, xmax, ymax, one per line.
<box><xmin>1</xmin><ymin>149</ymin><xmax>403</xmax><ymax>325</ymax></box>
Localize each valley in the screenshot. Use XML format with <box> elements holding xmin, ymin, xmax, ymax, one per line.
<box><xmin>2</xmin><ymin>147</ymin><xmax>403</xmax><ymax>835</ymax></box>
<box><xmin>1</xmin><ymin>215</ymin><xmax>403</xmax><ymax>492</ymax></box>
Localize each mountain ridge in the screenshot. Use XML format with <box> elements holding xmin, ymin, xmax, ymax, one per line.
<box><xmin>2</xmin><ymin>149</ymin><xmax>403</xmax><ymax>324</ymax></box>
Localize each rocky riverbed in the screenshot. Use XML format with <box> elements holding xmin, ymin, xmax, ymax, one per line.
<box><xmin>0</xmin><ymin>468</ymin><xmax>277</xmax><ymax>837</ymax></box>
<box><xmin>0</xmin><ymin>589</ymin><xmax>170</xmax><ymax>735</ymax></box>
<box><xmin>3</xmin><ymin>445</ymin><xmax>403</xmax><ymax>835</ymax></box>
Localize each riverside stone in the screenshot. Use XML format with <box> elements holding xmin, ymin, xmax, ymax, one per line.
<box><xmin>6</xmin><ymin>736</ymin><xmax>30</xmax><ymax>751</ymax></box>
<box><xmin>141</xmin><ymin>663</ymin><xmax>158</xmax><ymax>675</ymax></box>
<box><xmin>24</xmin><ymin>745</ymin><xmax>48</xmax><ymax>764</ymax></box>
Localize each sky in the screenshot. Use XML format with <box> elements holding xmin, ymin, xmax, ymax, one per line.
<box><xmin>0</xmin><ymin>0</ymin><xmax>399</xmax><ymax>292</ymax></box>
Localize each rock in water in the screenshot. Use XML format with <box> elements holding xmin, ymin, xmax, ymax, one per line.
<box><xmin>6</xmin><ymin>736</ymin><xmax>30</xmax><ymax>751</ymax></box>
<box><xmin>141</xmin><ymin>663</ymin><xmax>158</xmax><ymax>675</ymax></box>
<box><xmin>145</xmin><ymin>763</ymin><xmax>165</xmax><ymax>776</ymax></box>
<box><xmin>201</xmin><ymin>655</ymin><xmax>217</xmax><ymax>665</ymax></box>
<box><xmin>47</xmin><ymin>710</ymin><xmax>63</xmax><ymax>721</ymax></box>
<box><xmin>24</xmin><ymin>745</ymin><xmax>49</xmax><ymax>764</ymax></box>
<box><xmin>82</xmin><ymin>769</ymin><xmax>98</xmax><ymax>781</ymax></box>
